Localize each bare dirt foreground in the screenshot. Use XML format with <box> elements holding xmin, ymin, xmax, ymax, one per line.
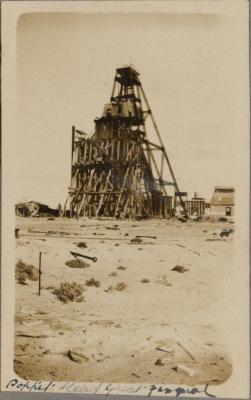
<box><xmin>14</xmin><ymin>217</ymin><xmax>233</xmax><ymax>385</ymax></box>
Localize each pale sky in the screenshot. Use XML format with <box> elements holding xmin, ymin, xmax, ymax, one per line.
<box><xmin>16</xmin><ymin>9</ymin><xmax>248</xmax><ymax>208</ymax></box>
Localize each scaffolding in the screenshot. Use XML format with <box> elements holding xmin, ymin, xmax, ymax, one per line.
<box><xmin>66</xmin><ymin>66</ymin><xmax>184</xmax><ymax>219</ymax></box>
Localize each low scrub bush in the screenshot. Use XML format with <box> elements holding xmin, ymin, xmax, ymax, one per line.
<box><xmin>117</xmin><ymin>266</ymin><xmax>126</xmax><ymax>271</ymax></box>
<box><xmin>15</xmin><ymin>260</ymin><xmax>38</xmax><ymax>284</ymax></box>
<box><xmin>115</xmin><ymin>282</ymin><xmax>127</xmax><ymax>291</ymax></box>
<box><xmin>53</xmin><ymin>282</ymin><xmax>85</xmax><ymax>303</ymax></box>
<box><xmin>65</xmin><ymin>258</ymin><xmax>90</xmax><ymax>269</ymax></box>
<box><xmin>86</xmin><ymin>278</ymin><xmax>100</xmax><ymax>287</ymax></box>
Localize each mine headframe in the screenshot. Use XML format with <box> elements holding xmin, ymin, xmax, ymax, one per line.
<box><xmin>66</xmin><ymin>66</ymin><xmax>185</xmax><ymax>219</ymax></box>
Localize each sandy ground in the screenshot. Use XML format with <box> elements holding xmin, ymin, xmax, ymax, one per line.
<box><xmin>14</xmin><ymin>217</ymin><xmax>234</xmax><ymax>385</ymax></box>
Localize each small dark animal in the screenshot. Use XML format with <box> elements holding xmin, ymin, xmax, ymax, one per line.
<box><xmin>219</xmin><ymin>229</ymin><xmax>234</xmax><ymax>240</ymax></box>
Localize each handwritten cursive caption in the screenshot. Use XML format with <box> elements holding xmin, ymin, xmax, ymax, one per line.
<box><xmin>6</xmin><ymin>379</ymin><xmax>55</xmax><ymax>392</ymax></box>
<box><xmin>6</xmin><ymin>379</ymin><xmax>215</xmax><ymax>397</ymax></box>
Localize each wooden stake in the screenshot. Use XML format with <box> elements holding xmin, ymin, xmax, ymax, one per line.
<box><xmin>71</xmin><ymin>126</ymin><xmax>75</xmax><ymax>179</ymax></box>
<box><xmin>38</xmin><ymin>252</ymin><xmax>42</xmax><ymax>296</ymax></box>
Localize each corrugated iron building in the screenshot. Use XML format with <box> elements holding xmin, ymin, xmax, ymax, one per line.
<box><xmin>210</xmin><ymin>186</ymin><xmax>235</xmax><ymax>221</ymax></box>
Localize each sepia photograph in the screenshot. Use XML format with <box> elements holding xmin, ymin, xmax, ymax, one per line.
<box><xmin>1</xmin><ymin>1</ymin><xmax>250</xmax><ymax>398</ymax></box>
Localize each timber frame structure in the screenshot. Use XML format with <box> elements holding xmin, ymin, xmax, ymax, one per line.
<box><xmin>66</xmin><ymin>66</ymin><xmax>185</xmax><ymax>219</ymax></box>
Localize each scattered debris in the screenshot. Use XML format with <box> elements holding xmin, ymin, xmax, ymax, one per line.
<box><xmin>16</xmin><ymin>240</ymin><xmax>30</xmax><ymax>246</ymax></box>
<box><xmin>105</xmin><ymin>285</ymin><xmax>114</xmax><ymax>292</ymax></box>
<box><xmin>14</xmin><ymin>359</ymin><xmax>23</xmax><ymax>365</ymax></box>
<box><xmin>65</xmin><ymin>259</ymin><xmax>90</xmax><ymax>269</ymax></box>
<box><xmin>176</xmin><ymin>364</ymin><xmax>196</xmax><ymax>377</ymax></box>
<box><xmin>53</xmin><ymin>282</ymin><xmax>85</xmax><ymax>303</ymax></box>
<box><xmin>109</xmin><ymin>271</ymin><xmax>117</xmax><ymax>277</ymax></box>
<box><xmin>89</xmin><ymin>319</ymin><xmax>115</xmax><ymax>327</ymax></box>
<box><xmin>15</xmin><ymin>201</ymin><xmax>58</xmax><ymax>218</ymax></box>
<box><xmin>131</xmin><ymin>373</ymin><xmax>141</xmax><ymax>378</ymax></box>
<box><xmin>219</xmin><ymin>217</ymin><xmax>228</xmax><ymax>223</ymax></box>
<box><xmin>155</xmin><ymin>358</ymin><xmax>165</xmax><ymax>366</ymax></box>
<box><xmin>156</xmin><ymin>345</ymin><xmax>174</xmax><ymax>353</ymax></box>
<box><xmin>136</xmin><ymin>235</ymin><xmax>157</xmax><ymax>239</ymax></box>
<box><xmin>67</xmin><ymin>350</ymin><xmax>89</xmax><ymax>364</ymax></box>
<box><xmin>117</xmin><ymin>266</ymin><xmax>126</xmax><ymax>270</ymax></box>
<box><xmin>43</xmin><ymin>349</ymin><xmax>52</xmax><ymax>355</ymax></box>
<box><xmin>107</xmin><ymin>282</ymin><xmax>127</xmax><ymax>292</ymax></box>
<box><xmin>155</xmin><ymin>275</ymin><xmax>172</xmax><ymax>286</ymax></box>
<box><xmin>178</xmin><ymin>217</ymin><xmax>187</xmax><ymax>223</ymax></box>
<box><xmin>171</xmin><ymin>265</ymin><xmax>189</xmax><ymax>273</ymax></box>
<box><xmin>85</xmin><ymin>278</ymin><xmax>100</xmax><ymax>287</ymax></box>
<box><xmin>115</xmin><ymin>282</ymin><xmax>127</xmax><ymax>291</ymax></box>
<box><xmin>70</xmin><ymin>251</ymin><xmax>97</xmax><ymax>263</ymax></box>
<box><xmin>80</xmin><ymin>224</ymin><xmax>100</xmax><ymax>228</ymax></box>
<box><xmin>16</xmin><ymin>201</ymin><xmax>40</xmax><ymax>217</ymax></box>
<box><xmin>77</xmin><ymin>242</ymin><xmax>88</xmax><ymax>248</ymax></box>
<box><xmin>141</xmin><ymin>278</ymin><xmax>150</xmax><ymax>283</ymax></box>
<box><xmin>130</xmin><ymin>237</ymin><xmax>142</xmax><ymax>244</ymax></box>
<box><xmin>177</xmin><ymin>341</ymin><xmax>196</xmax><ymax>361</ymax></box>
<box><xmin>15</xmin><ymin>260</ymin><xmax>39</xmax><ymax>284</ymax></box>
<box><xmin>175</xmin><ymin>207</ymin><xmax>188</xmax><ymax>223</ymax></box>
<box><xmin>17</xmin><ymin>334</ymin><xmax>54</xmax><ymax>339</ymax></box>
<box><xmin>96</xmin><ymin>358</ymin><xmax>106</xmax><ymax>363</ymax></box>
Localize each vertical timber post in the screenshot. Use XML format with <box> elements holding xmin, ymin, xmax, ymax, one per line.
<box><xmin>70</xmin><ymin>126</ymin><xmax>75</xmax><ymax>218</ymax></box>
<box><xmin>38</xmin><ymin>252</ymin><xmax>42</xmax><ymax>295</ymax></box>
<box><xmin>71</xmin><ymin>126</ymin><xmax>75</xmax><ymax>179</ymax></box>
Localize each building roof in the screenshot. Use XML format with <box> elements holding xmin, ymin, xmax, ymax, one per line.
<box><xmin>210</xmin><ymin>186</ymin><xmax>235</xmax><ymax>206</ymax></box>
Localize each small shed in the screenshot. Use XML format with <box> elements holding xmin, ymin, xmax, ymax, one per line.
<box><xmin>210</xmin><ymin>186</ymin><xmax>235</xmax><ymax>221</ymax></box>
